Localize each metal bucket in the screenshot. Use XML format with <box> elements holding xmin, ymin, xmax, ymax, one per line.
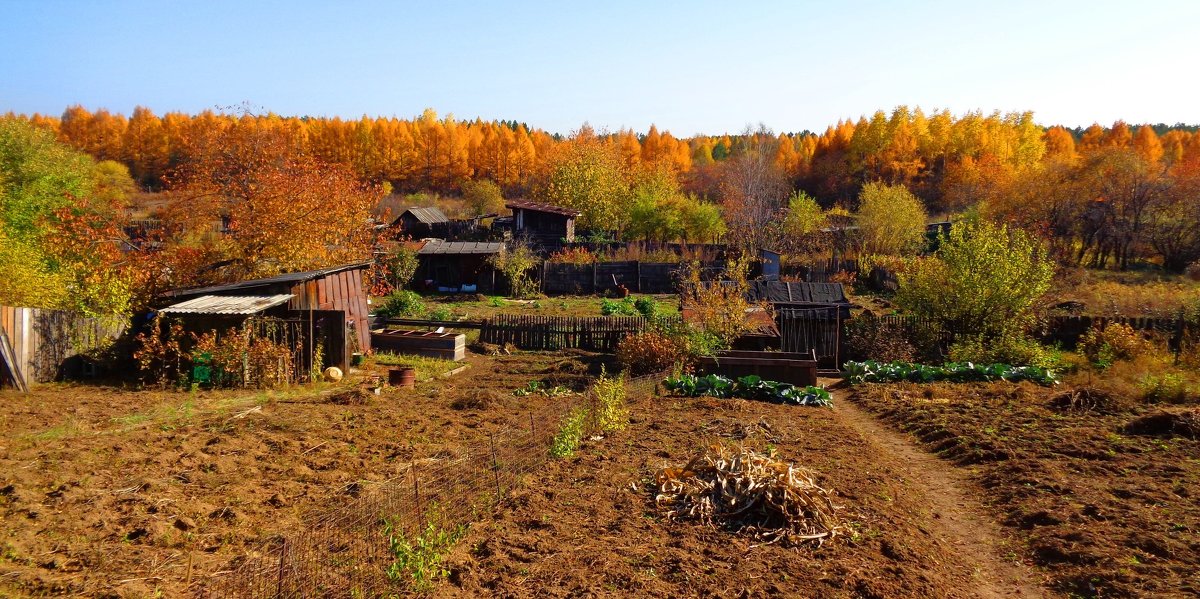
<box><xmin>389</xmin><ymin>367</ymin><xmax>416</xmax><ymax>388</ymax></box>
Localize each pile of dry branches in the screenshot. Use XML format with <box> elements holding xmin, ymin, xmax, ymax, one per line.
<box><xmin>654</xmin><ymin>445</ymin><xmax>843</xmax><ymax>546</ymax></box>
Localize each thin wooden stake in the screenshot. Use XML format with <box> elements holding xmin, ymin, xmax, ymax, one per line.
<box><xmin>490</xmin><ymin>434</ymin><xmax>501</xmax><ymax>499</ymax></box>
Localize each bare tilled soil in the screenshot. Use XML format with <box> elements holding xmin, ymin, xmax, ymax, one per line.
<box><xmin>0</xmin><ymin>351</ymin><xmax>602</xmax><ymax>598</ymax></box>
<box><xmin>850</xmin><ymin>382</ymin><xmax>1200</xmax><ymax>598</ymax></box>
<box><xmin>443</xmin><ymin>389</ymin><xmax>1046</xmax><ymax>598</ymax></box>
<box><xmin>7</xmin><ymin>355</ymin><xmax>1193</xmax><ymax>598</ymax></box>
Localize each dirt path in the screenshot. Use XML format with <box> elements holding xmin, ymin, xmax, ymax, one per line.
<box><xmin>830</xmin><ymin>387</ymin><xmax>1048</xmax><ymax>598</ymax></box>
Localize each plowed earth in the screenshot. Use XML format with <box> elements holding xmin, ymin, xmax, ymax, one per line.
<box><xmin>0</xmin><ymin>351</ymin><xmax>601</xmax><ymax>598</ymax></box>
<box><xmin>850</xmin><ymin>382</ymin><xmax>1200</xmax><ymax>598</ymax></box>
<box><xmin>441</xmin><ymin>385</ymin><xmax>1046</xmax><ymax>598</ymax></box>
<box><xmin>5</xmin><ymin>356</ymin><xmax>1194</xmax><ymax>598</ymax></box>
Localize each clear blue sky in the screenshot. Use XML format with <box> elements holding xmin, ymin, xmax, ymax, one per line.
<box><xmin>1</xmin><ymin>0</ymin><xmax>1197</xmax><ymax>137</ymax></box>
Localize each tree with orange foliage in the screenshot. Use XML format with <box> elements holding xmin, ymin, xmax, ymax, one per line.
<box><xmin>161</xmin><ymin>118</ymin><xmax>383</xmax><ymax>284</ymax></box>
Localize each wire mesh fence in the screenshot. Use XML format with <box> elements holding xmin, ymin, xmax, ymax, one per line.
<box><xmin>199</xmin><ymin>394</ymin><xmax>591</xmax><ymax>598</ymax></box>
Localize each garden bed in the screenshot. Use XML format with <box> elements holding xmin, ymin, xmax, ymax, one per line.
<box><xmin>850</xmin><ymin>381</ymin><xmax>1200</xmax><ymax>597</ymax></box>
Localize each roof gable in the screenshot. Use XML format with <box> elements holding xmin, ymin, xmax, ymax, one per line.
<box><xmin>402</xmin><ymin>206</ymin><xmax>449</xmax><ymax>225</ymax></box>
<box><xmin>165</xmin><ymin>263</ymin><xmax>370</xmax><ymax>297</ymax></box>
<box><xmin>505</xmin><ymin>199</ymin><xmax>581</xmax><ymax>217</ymax></box>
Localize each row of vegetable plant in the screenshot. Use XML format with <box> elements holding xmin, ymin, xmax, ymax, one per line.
<box><xmin>842</xmin><ymin>360</ymin><xmax>1059</xmax><ymax>386</ymax></box>
<box><xmin>663</xmin><ymin>374</ymin><xmax>833</xmax><ymax>407</ymax></box>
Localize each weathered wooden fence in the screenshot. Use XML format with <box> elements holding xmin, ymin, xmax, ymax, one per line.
<box><xmin>479</xmin><ymin>314</ymin><xmax>676</xmax><ymax>351</ymax></box>
<box><xmin>0</xmin><ymin>306</ymin><xmax>127</xmax><ymax>386</ymax></box>
<box><xmin>777</xmin><ymin>307</ymin><xmax>844</xmax><ymax>368</ymax></box>
<box><xmin>854</xmin><ymin>313</ymin><xmax>1193</xmax><ymax>355</ymax></box>
<box><xmin>540</xmin><ymin>261</ymin><xmax>681</xmax><ymax>295</ymax></box>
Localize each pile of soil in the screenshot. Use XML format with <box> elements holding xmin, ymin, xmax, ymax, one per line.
<box><xmin>1123</xmin><ymin>408</ymin><xmax>1200</xmax><ymax>439</ymax></box>
<box><xmin>851</xmin><ymin>381</ymin><xmax>1200</xmax><ymax>598</ymax></box>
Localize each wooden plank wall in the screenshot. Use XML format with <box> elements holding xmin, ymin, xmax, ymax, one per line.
<box><xmin>0</xmin><ymin>306</ymin><xmax>126</xmax><ymax>385</ymax></box>
<box><xmin>479</xmin><ymin>314</ymin><xmax>681</xmax><ymax>352</ymax></box>
<box><xmin>541</xmin><ymin>261</ymin><xmax>681</xmax><ymax>295</ymax></box>
<box><xmin>287</xmin><ymin>269</ymin><xmax>371</xmax><ymax>355</ymax></box>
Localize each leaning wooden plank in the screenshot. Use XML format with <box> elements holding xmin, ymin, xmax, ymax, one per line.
<box><xmin>0</xmin><ymin>327</ymin><xmax>29</xmax><ymax>392</ymax></box>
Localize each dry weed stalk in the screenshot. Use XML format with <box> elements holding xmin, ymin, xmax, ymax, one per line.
<box><xmin>654</xmin><ymin>445</ymin><xmax>843</xmax><ymax>547</ymax></box>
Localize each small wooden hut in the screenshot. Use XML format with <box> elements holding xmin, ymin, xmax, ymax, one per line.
<box><xmin>506</xmin><ymin>200</ymin><xmax>580</xmax><ymax>244</ymax></box>
<box><xmin>161</xmin><ymin>263</ymin><xmax>371</xmax><ymax>370</ymax></box>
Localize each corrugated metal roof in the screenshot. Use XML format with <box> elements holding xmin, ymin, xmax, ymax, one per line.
<box><xmin>164</xmin><ymin>262</ymin><xmax>370</xmax><ymax>297</ymax></box>
<box><xmin>418</xmin><ymin>241</ymin><xmax>505</xmax><ymax>255</ymax></box>
<box><xmin>403</xmin><ymin>206</ymin><xmax>449</xmax><ymax>225</ymax></box>
<box><xmin>505</xmin><ymin>199</ymin><xmax>581</xmax><ymax>217</ymax></box>
<box><xmin>747</xmin><ymin>281</ymin><xmax>850</xmax><ymax>305</ymax></box>
<box><xmin>160</xmin><ymin>294</ymin><xmax>294</xmax><ymax>315</ymax></box>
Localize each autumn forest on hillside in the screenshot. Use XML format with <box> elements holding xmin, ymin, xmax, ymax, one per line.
<box><xmin>3</xmin><ymin>105</ymin><xmax>1200</xmax><ymax>317</ymax></box>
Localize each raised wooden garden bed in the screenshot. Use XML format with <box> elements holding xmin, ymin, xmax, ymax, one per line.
<box><xmin>371</xmin><ymin>329</ymin><xmax>466</xmax><ymax>361</ymax></box>
<box><xmin>697</xmin><ymin>350</ymin><xmax>817</xmax><ymax>386</ymax></box>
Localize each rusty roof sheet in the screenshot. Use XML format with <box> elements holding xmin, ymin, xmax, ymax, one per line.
<box><xmin>159</xmin><ymin>294</ymin><xmax>294</xmax><ymax>315</ymax></box>
<box><xmin>402</xmin><ymin>206</ymin><xmax>449</xmax><ymax>225</ymax></box>
<box><xmin>417</xmin><ymin>241</ymin><xmax>505</xmax><ymax>255</ymax></box>
<box><xmin>164</xmin><ymin>262</ymin><xmax>370</xmax><ymax>297</ymax></box>
<box><xmin>504</xmin><ymin>199</ymin><xmax>581</xmax><ymax>217</ymax></box>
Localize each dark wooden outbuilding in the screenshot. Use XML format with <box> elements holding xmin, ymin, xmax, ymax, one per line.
<box><xmin>162</xmin><ymin>263</ymin><xmax>371</xmax><ymax>370</ymax></box>
<box><xmin>416</xmin><ymin>241</ymin><xmax>503</xmax><ymax>293</ymax></box>
<box><xmin>394</xmin><ymin>206</ymin><xmax>450</xmax><ymax>239</ymax></box>
<box><xmin>506</xmin><ymin>200</ymin><xmax>580</xmax><ymax>244</ymax></box>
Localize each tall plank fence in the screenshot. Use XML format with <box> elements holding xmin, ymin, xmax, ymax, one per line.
<box><xmin>0</xmin><ymin>306</ymin><xmax>127</xmax><ymax>386</ymax></box>
<box><xmin>540</xmin><ymin>261</ymin><xmax>681</xmax><ymax>295</ymax></box>
<box><xmin>479</xmin><ymin>314</ymin><xmax>678</xmax><ymax>352</ymax></box>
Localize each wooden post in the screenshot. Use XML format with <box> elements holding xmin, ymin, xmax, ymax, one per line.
<box><xmin>411</xmin><ymin>464</ymin><xmax>421</xmax><ymax>515</ymax></box>
<box><xmin>490</xmin><ymin>434</ymin><xmax>501</xmax><ymax>499</ymax></box>
<box><xmin>276</xmin><ymin>538</ymin><xmax>287</xmax><ymax>596</ymax></box>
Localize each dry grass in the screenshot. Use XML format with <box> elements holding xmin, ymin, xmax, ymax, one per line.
<box><xmin>654</xmin><ymin>444</ymin><xmax>844</xmax><ymax>547</ymax></box>
<box><xmin>1047</xmin><ymin>269</ymin><xmax>1200</xmax><ymax>317</ymax></box>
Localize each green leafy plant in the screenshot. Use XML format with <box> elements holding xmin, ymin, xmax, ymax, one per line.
<box><xmin>633</xmin><ymin>296</ymin><xmax>659</xmax><ymax>319</ymax></box>
<box><xmin>513</xmin><ymin>381</ymin><xmax>574</xmax><ymax>397</ymax></box>
<box><xmin>1079</xmin><ymin>323</ymin><xmax>1159</xmax><ymax>367</ymax></box>
<box><xmin>382</xmin><ymin>517</ymin><xmax>466</xmax><ymax>593</ymax></box>
<box><xmin>385</xmin><ymin>247</ymin><xmax>420</xmax><ymax>291</ymax></box>
<box><xmin>375</xmin><ymin>290</ymin><xmax>427</xmax><ymax>319</ymax></box>
<box><xmin>591</xmin><ymin>368</ymin><xmax>628</xmax><ymax>433</ymax></box>
<box><xmin>662</xmin><ymin>373</ymin><xmax>833</xmax><ymax>407</ymax></box>
<box><xmin>601</xmin><ymin>297</ymin><xmax>637</xmax><ymax>316</ymax></box>
<box><xmin>488</xmin><ymin>243</ymin><xmax>540</xmax><ymax>298</ymax></box>
<box><xmin>550</xmin><ymin>406</ymin><xmax>589</xmax><ymax>458</ymax></box>
<box><xmin>428</xmin><ymin>306</ymin><xmax>453</xmax><ymax>321</ymax></box>
<box><xmin>947</xmin><ymin>332</ymin><xmax>1054</xmax><ymax>369</ymax></box>
<box><xmin>896</xmin><ymin>220</ymin><xmax>1054</xmax><ymax>342</ymax></box>
<box><xmin>842</xmin><ymin>360</ymin><xmax>1059</xmax><ymax>386</ymax></box>
<box><xmin>1140</xmin><ymin>373</ymin><xmax>1195</xmax><ymax>404</ymax></box>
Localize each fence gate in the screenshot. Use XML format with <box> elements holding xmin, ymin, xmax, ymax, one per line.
<box><xmin>777</xmin><ymin>307</ymin><xmax>842</xmax><ymax>368</ymax></box>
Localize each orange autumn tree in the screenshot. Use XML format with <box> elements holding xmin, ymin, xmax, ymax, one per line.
<box><xmin>161</xmin><ymin>119</ymin><xmax>383</xmax><ymax>284</ymax></box>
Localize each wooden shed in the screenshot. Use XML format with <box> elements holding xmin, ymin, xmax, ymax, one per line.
<box><xmin>416</xmin><ymin>241</ymin><xmax>504</xmax><ymax>293</ymax></box>
<box><xmin>506</xmin><ymin>200</ymin><xmax>580</xmax><ymax>244</ymax></box>
<box><xmin>162</xmin><ymin>263</ymin><xmax>372</xmax><ymax>370</ymax></box>
<box><xmin>394</xmin><ymin>206</ymin><xmax>450</xmax><ymax>239</ymax></box>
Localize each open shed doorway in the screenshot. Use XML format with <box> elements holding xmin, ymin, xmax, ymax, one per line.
<box><xmin>311</xmin><ymin>310</ymin><xmax>348</xmax><ymax>372</ymax></box>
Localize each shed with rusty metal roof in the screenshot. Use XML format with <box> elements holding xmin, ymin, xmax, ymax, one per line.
<box><xmin>505</xmin><ymin>199</ymin><xmax>579</xmax><ymax>244</ymax></box>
